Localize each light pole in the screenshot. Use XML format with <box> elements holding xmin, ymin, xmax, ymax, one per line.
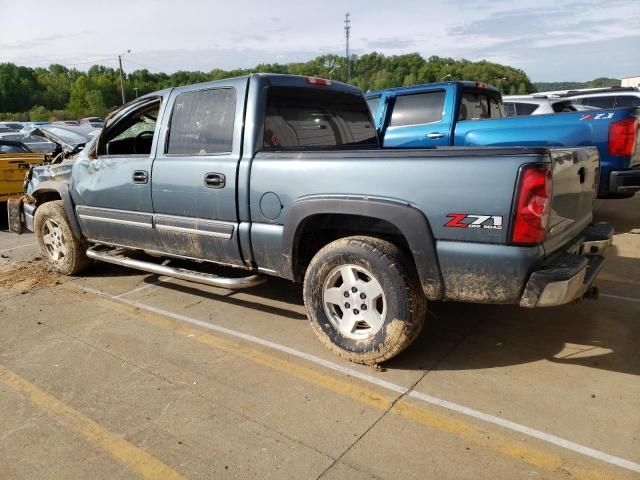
<box><xmin>497</xmin><ymin>77</ymin><xmax>507</xmax><ymax>93</ymax></box>
<box><xmin>441</xmin><ymin>73</ymin><xmax>452</xmax><ymax>82</ymax></box>
<box><xmin>134</xmin><ymin>87</ymin><xmax>139</xmax><ymax>98</ymax></box>
<box><xmin>118</xmin><ymin>49</ymin><xmax>131</xmax><ymax>104</ymax></box>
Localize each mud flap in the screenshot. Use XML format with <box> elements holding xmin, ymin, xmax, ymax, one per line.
<box><xmin>7</xmin><ymin>197</ymin><xmax>24</xmax><ymax>234</ymax></box>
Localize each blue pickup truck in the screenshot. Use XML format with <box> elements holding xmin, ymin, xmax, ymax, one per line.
<box><xmin>8</xmin><ymin>74</ymin><xmax>613</xmax><ymax>364</ymax></box>
<box><xmin>366</xmin><ymin>82</ymin><xmax>640</xmax><ymax>198</ymax></box>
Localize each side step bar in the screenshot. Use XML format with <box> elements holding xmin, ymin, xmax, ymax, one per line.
<box><xmin>86</xmin><ymin>246</ymin><xmax>266</xmax><ymax>290</ymax></box>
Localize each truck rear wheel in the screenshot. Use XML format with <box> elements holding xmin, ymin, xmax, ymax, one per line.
<box><xmin>303</xmin><ymin>236</ymin><xmax>426</xmax><ymax>365</ymax></box>
<box><xmin>34</xmin><ymin>200</ymin><xmax>90</xmax><ymax>275</ymax></box>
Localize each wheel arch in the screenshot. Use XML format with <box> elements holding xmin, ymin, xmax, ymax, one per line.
<box><xmin>281</xmin><ymin>197</ymin><xmax>443</xmax><ymax>300</ymax></box>
<box><xmin>31</xmin><ymin>181</ymin><xmax>84</xmax><ymax>239</ymax></box>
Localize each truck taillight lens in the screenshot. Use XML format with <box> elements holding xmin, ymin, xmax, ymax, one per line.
<box><xmin>608</xmin><ymin>118</ymin><xmax>638</xmax><ymax>156</ymax></box>
<box><xmin>512</xmin><ymin>165</ymin><xmax>552</xmax><ymax>245</ymax></box>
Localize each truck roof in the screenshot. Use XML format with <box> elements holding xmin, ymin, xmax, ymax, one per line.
<box><xmin>135</xmin><ymin>73</ymin><xmax>362</xmax><ymax>103</ymax></box>
<box><xmin>366</xmin><ymin>81</ymin><xmax>500</xmax><ymax>97</ymax></box>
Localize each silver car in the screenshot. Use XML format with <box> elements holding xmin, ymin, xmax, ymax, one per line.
<box><xmin>0</xmin><ymin>132</ymin><xmax>55</xmax><ymax>153</ymax></box>
<box><xmin>503</xmin><ymin>95</ymin><xmax>597</xmax><ymax>117</ymax></box>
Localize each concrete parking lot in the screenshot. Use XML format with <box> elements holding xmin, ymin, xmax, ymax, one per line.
<box><xmin>0</xmin><ymin>196</ymin><xmax>638</xmax><ymax>480</ymax></box>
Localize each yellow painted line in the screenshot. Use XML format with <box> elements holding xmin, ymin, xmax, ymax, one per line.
<box><xmin>0</xmin><ymin>362</ymin><xmax>185</xmax><ymax>480</ymax></box>
<box><xmin>61</xmin><ymin>284</ymin><xmax>624</xmax><ymax>479</ymax></box>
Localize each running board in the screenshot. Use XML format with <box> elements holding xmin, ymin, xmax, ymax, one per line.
<box><xmin>86</xmin><ymin>246</ymin><xmax>266</xmax><ymax>290</ymax></box>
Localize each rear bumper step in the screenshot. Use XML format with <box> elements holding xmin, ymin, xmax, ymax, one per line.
<box><xmin>86</xmin><ymin>246</ymin><xmax>266</xmax><ymax>290</ymax></box>
<box><xmin>520</xmin><ymin>223</ymin><xmax>613</xmax><ymax>308</ymax></box>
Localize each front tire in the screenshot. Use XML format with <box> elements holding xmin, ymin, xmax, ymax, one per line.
<box><xmin>303</xmin><ymin>236</ymin><xmax>426</xmax><ymax>364</ymax></box>
<box><xmin>34</xmin><ymin>200</ymin><xmax>90</xmax><ymax>275</ymax></box>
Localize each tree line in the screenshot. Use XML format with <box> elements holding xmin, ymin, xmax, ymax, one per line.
<box><xmin>0</xmin><ymin>53</ymin><xmax>544</xmax><ymax>121</ymax></box>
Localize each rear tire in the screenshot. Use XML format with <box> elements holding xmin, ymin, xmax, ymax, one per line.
<box><xmin>34</xmin><ymin>200</ymin><xmax>90</xmax><ymax>275</ymax></box>
<box><xmin>303</xmin><ymin>236</ymin><xmax>426</xmax><ymax>365</ymax></box>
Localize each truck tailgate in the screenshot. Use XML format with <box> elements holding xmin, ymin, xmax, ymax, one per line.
<box><xmin>544</xmin><ymin>147</ymin><xmax>599</xmax><ymax>253</ymax></box>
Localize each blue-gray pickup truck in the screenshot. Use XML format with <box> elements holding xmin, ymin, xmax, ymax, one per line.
<box><xmin>8</xmin><ymin>74</ymin><xmax>613</xmax><ymax>364</ymax></box>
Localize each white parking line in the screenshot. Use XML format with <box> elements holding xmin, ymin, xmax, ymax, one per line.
<box><xmin>78</xmin><ymin>284</ymin><xmax>640</xmax><ymax>474</ymax></box>
<box><xmin>113</xmin><ymin>277</ymin><xmax>172</xmax><ymax>299</ymax></box>
<box><xmin>600</xmin><ymin>293</ymin><xmax>640</xmax><ymax>303</ymax></box>
<box><xmin>0</xmin><ymin>242</ymin><xmax>37</xmax><ymax>254</ymax></box>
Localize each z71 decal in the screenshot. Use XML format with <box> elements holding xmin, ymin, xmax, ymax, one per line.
<box><xmin>445</xmin><ymin>214</ymin><xmax>503</xmax><ymax>230</ymax></box>
<box><xmin>580</xmin><ymin>112</ymin><xmax>614</xmax><ymax>121</ymax></box>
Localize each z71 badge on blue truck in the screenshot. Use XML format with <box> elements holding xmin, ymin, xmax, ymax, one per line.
<box><xmin>8</xmin><ymin>74</ymin><xmax>613</xmax><ymax>364</ymax></box>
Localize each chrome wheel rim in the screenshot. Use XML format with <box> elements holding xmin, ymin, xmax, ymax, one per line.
<box><xmin>322</xmin><ymin>264</ymin><xmax>387</xmax><ymax>340</ymax></box>
<box><xmin>41</xmin><ymin>219</ymin><xmax>67</xmax><ymax>264</ymax></box>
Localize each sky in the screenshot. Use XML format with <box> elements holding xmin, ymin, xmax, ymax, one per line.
<box><xmin>0</xmin><ymin>0</ymin><xmax>638</xmax><ymax>82</ymax></box>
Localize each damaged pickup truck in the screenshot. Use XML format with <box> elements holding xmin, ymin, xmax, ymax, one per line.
<box><xmin>8</xmin><ymin>74</ymin><xmax>613</xmax><ymax>364</ymax></box>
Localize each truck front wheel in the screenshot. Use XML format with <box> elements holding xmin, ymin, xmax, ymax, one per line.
<box><xmin>34</xmin><ymin>200</ymin><xmax>90</xmax><ymax>275</ymax></box>
<box><xmin>303</xmin><ymin>236</ymin><xmax>426</xmax><ymax>364</ymax></box>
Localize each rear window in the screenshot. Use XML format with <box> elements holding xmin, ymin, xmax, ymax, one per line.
<box><xmin>167</xmin><ymin>88</ymin><xmax>236</xmax><ymax>155</ymax></box>
<box><xmin>460</xmin><ymin>90</ymin><xmax>504</xmax><ymax>120</ymax></box>
<box><xmin>264</xmin><ymin>87</ymin><xmax>377</xmax><ymax>149</ymax></box>
<box><xmin>390</xmin><ymin>91</ymin><xmax>445</xmax><ymax>127</ymax></box>
<box><xmin>576</xmin><ymin>96</ymin><xmax>615</xmax><ymax>108</ymax></box>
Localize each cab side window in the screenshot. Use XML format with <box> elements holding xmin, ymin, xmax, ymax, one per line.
<box><xmin>166</xmin><ymin>88</ymin><xmax>236</xmax><ymax>155</ymax></box>
<box><xmin>99</xmin><ymin>100</ymin><xmax>161</xmax><ymax>156</ymax></box>
<box><xmin>390</xmin><ymin>91</ymin><xmax>445</xmax><ymax>126</ymax></box>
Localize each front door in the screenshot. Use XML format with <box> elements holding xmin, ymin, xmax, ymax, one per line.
<box><xmin>151</xmin><ymin>78</ymin><xmax>248</xmax><ymax>266</ymax></box>
<box><xmin>71</xmin><ymin>96</ymin><xmax>164</xmax><ymax>250</ymax></box>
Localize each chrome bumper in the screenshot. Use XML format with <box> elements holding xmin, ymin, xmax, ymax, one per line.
<box><xmin>520</xmin><ymin>223</ymin><xmax>614</xmax><ymax>308</ymax></box>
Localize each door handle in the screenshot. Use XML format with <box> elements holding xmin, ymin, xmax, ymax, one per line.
<box><xmin>204</xmin><ymin>173</ymin><xmax>225</xmax><ymax>189</ymax></box>
<box><xmin>426</xmin><ymin>133</ymin><xmax>445</xmax><ymax>139</ymax></box>
<box><xmin>132</xmin><ymin>170</ymin><xmax>149</xmax><ymax>184</ymax></box>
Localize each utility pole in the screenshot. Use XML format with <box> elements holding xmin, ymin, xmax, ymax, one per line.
<box><xmin>118</xmin><ymin>49</ymin><xmax>131</xmax><ymax>104</ymax></box>
<box><xmin>344</xmin><ymin>13</ymin><xmax>351</xmax><ymax>82</ymax></box>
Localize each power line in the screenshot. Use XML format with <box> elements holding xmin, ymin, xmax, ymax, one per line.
<box><xmin>122</xmin><ymin>58</ymin><xmax>163</xmax><ymax>73</ymax></box>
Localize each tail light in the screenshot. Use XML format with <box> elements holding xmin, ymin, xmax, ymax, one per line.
<box><xmin>512</xmin><ymin>165</ymin><xmax>552</xmax><ymax>245</ymax></box>
<box><xmin>608</xmin><ymin>118</ymin><xmax>638</xmax><ymax>156</ymax></box>
<box><xmin>305</xmin><ymin>77</ymin><xmax>332</xmax><ymax>87</ymax></box>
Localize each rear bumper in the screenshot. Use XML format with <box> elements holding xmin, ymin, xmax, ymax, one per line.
<box><xmin>608</xmin><ymin>168</ymin><xmax>640</xmax><ymax>196</ymax></box>
<box><xmin>520</xmin><ymin>223</ymin><xmax>614</xmax><ymax>307</ymax></box>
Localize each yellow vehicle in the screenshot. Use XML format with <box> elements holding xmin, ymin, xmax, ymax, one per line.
<box><xmin>1</xmin><ymin>140</ymin><xmax>46</xmax><ymax>202</ymax></box>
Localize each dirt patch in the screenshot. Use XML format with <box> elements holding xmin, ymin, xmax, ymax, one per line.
<box><xmin>0</xmin><ymin>258</ymin><xmax>60</xmax><ymax>291</ymax></box>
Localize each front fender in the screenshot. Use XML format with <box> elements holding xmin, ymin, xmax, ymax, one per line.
<box><xmin>282</xmin><ymin>196</ymin><xmax>443</xmax><ymax>300</ymax></box>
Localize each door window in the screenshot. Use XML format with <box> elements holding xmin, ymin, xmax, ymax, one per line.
<box><xmin>576</xmin><ymin>96</ymin><xmax>616</xmax><ymax>108</ymax></box>
<box><xmin>166</xmin><ymin>88</ymin><xmax>236</xmax><ymax>155</ymax></box>
<box><xmin>390</xmin><ymin>91</ymin><xmax>445</xmax><ymax>126</ymax></box>
<box><xmin>99</xmin><ymin>100</ymin><xmax>161</xmax><ymax>156</ymax></box>
<box><xmin>614</xmin><ymin>95</ymin><xmax>640</xmax><ymax>107</ymax></box>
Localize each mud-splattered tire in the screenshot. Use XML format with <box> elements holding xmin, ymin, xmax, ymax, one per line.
<box><xmin>34</xmin><ymin>200</ymin><xmax>90</xmax><ymax>275</ymax></box>
<box><xmin>303</xmin><ymin>236</ymin><xmax>426</xmax><ymax>365</ymax></box>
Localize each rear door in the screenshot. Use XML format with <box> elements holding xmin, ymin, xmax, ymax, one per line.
<box><xmin>151</xmin><ymin>77</ymin><xmax>248</xmax><ymax>266</ymax></box>
<box><xmin>382</xmin><ymin>87</ymin><xmax>455</xmax><ymax>147</ymax></box>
